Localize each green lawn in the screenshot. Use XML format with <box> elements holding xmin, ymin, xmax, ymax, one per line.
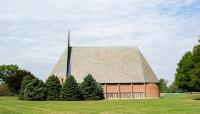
<box><xmin>0</xmin><ymin>94</ymin><xmax>200</xmax><ymax>114</ymax></box>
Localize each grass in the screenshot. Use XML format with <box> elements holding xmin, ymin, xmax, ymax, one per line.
<box><xmin>0</xmin><ymin>94</ymin><xmax>200</xmax><ymax>114</ymax></box>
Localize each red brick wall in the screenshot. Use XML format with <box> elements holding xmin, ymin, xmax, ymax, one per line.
<box><xmin>105</xmin><ymin>84</ymin><xmax>118</xmax><ymax>93</ymax></box>
<box><xmin>146</xmin><ymin>83</ymin><xmax>160</xmax><ymax>98</ymax></box>
<box><xmin>120</xmin><ymin>83</ymin><xmax>132</xmax><ymax>92</ymax></box>
<box><xmin>133</xmin><ymin>83</ymin><xmax>144</xmax><ymax>92</ymax></box>
<box><xmin>102</xmin><ymin>83</ymin><xmax>160</xmax><ymax>99</ymax></box>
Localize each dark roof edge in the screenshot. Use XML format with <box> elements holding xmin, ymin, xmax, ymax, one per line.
<box><xmin>69</xmin><ymin>46</ymin><xmax>139</xmax><ymax>48</ymax></box>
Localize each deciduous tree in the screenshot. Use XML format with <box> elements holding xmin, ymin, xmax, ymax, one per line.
<box><xmin>159</xmin><ymin>78</ymin><xmax>168</xmax><ymax>93</ymax></box>
<box><xmin>9</xmin><ymin>69</ymin><xmax>35</xmax><ymax>94</ymax></box>
<box><xmin>0</xmin><ymin>64</ymin><xmax>18</xmax><ymax>83</ymax></box>
<box><xmin>0</xmin><ymin>64</ymin><xmax>35</xmax><ymax>94</ymax></box>
<box><xmin>175</xmin><ymin>39</ymin><xmax>200</xmax><ymax>92</ymax></box>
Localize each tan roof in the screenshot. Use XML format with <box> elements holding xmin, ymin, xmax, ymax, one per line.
<box><xmin>51</xmin><ymin>48</ymin><xmax>68</xmax><ymax>80</ymax></box>
<box><xmin>51</xmin><ymin>47</ymin><xmax>158</xmax><ymax>83</ymax></box>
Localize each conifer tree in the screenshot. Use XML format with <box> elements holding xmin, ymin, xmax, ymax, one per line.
<box><xmin>61</xmin><ymin>75</ymin><xmax>81</xmax><ymax>100</ymax></box>
<box><xmin>18</xmin><ymin>76</ymin><xmax>34</xmax><ymax>99</ymax></box>
<box><xmin>45</xmin><ymin>75</ymin><xmax>61</xmax><ymax>100</ymax></box>
<box><xmin>80</xmin><ymin>74</ymin><xmax>104</xmax><ymax>100</ymax></box>
<box><xmin>23</xmin><ymin>78</ymin><xmax>46</xmax><ymax>101</ymax></box>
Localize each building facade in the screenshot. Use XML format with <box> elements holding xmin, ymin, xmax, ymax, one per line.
<box><xmin>51</xmin><ymin>37</ymin><xmax>160</xmax><ymax>99</ymax></box>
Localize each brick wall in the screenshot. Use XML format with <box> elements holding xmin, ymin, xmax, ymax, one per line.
<box><xmin>146</xmin><ymin>83</ymin><xmax>160</xmax><ymax>98</ymax></box>
<box><xmin>102</xmin><ymin>83</ymin><xmax>160</xmax><ymax>99</ymax></box>
<box><xmin>105</xmin><ymin>84</ymin><xmax>119</xmax><ymax>93</ymax></box>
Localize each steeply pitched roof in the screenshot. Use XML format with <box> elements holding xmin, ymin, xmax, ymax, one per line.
<box><xmin>51</xmin><ymin>48</ymin><xmax>68</xmax><ymax>80</ymax></box>
<box><xmin>51</xmin><ymin>47</ymin><xmax>158</xmax><ymax>83</ymax></box>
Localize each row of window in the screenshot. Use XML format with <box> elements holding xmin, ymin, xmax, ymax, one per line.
<box><xmin>105</xmin><ymin>92</ymin><xmax>145</xmax><ymax>99</ymax></box>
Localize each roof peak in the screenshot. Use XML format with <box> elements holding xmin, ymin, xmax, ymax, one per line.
<box><xmin>69</xmin><ymin>46</ymin><xmax>139</xmax><ymax>48</ymax></box>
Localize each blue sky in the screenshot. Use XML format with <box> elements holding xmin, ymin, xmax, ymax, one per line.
<box><xmin>0</xmin><ymin>0</ymin><xmax>200</xmax><ymax>83</ymax></box>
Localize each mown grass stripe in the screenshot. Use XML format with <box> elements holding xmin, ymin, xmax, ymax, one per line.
<box><xmin>0</xmin><ymin>94</ymin><xmax>200</xmax><ymax>114</ymax></box>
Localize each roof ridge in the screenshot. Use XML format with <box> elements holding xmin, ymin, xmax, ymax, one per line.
<box><xmin>136</xmin><ymin>48</ymin><xmax>146</xmax><ymax>83</ymax></box>
<box><xmin>137</xmin><ymin>50</ymin><xmax>159</xmax><ymax>83</ymax></box>
<box><xmin>71</xmin><ymin>46</ymin><xmax>139</xmax><ymax>48</ymax></box>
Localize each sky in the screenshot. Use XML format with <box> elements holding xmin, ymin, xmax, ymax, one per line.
<box><xmin>0</xmin><ymin>0</ymin><xmax>200</xmax><ymax>83</ymax></box>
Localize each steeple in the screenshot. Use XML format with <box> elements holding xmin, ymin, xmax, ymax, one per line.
<box><xmin>66</xmin><ymin>30</ymin><xmax>72</xmax><ymax>77</ymax></box>
<box><xmin>68</xmin><ymin>30</ymin><xmax>70</xmax><ymax>47</ymax></box>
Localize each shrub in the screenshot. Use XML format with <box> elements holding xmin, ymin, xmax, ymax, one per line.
<box><xmin>23</xmin><ymin>78</ymin><xmax>46</xmax><ymax>101</ymax></box>
<box><xmin>0</xmin><ymin>84</ymin><xmax>12</xmax><ymax>96</ymax></box>
<box><xmin>80</xmin><ymin>74</ymin><xmax>104</xmax><ymax>100</ymax></box>
<box><xmin>45</xmin><ymin>75</ymin><xmax>61</xmax><ymax>100</ymax></box>
<box><xmin>61</xmin><ymin>75</ymin><xmax>82</xmax><ymax>101</ymax></box>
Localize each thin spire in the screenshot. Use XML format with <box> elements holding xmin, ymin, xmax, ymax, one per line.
<box><xmin>68</xmin><ymin>29</ymin><xmax>70</xmax><ymax>47</ymax></box>
<box><xmin>66</xmin><ymin>29</ymin><xmax>72</xmax><ymax>77</ymax></box>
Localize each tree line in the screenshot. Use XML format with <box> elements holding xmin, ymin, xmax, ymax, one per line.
<box><xmin>19</xmin><ymin>74</ymin><xmax>104</xmax><ymax>101</ymax></box>
<box><xmin>0</xmin><ymin>64</ymin><xmax>104</xmax><ymax>100</ymax></box>
<box><xmin>159</xmin><ymin>78</ymin><xmax>183</xmax><ymax>93</ymax></box>
<box><xmin>160</xmin><ymin>39</ymin><xmax>200</xmax><ymax>93</ymax></box>
<box><xmin>0</xmin><ymin>65</ymin><xmax>35</xmax><ymax>95</ymax></box>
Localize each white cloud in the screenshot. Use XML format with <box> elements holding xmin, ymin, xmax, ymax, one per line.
<box><xmin>0</xmin><ymin>0</ymin><xmax>199</xmax><ymax>82</ymax></box>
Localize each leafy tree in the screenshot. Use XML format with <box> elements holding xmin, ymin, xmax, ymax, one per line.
<box><xmin>188</xmin><ymin>43</ymin><xmax>200</xmax><ymax>92</ymax></box>
<box><xmin>23</xmin><ymin>78</ymin><xmax>46</xmax><ymax>101</ymax></box>
<box><xmin>61</xmin><ymin>75</ymin><xmax>81</xmax><ymax>101</ymax></box>
<box><xmin>159</xmin><ymin>78</ymin><xmax>168</xmax><ymax>93</ymax></box>
<box><xmin>175</xmin><ymin>39</ymin><xmax>200</xmax><ymax>92</ymax></box>
<box><xmin>0</xmin><ymin>64</ymin><xmax>35</xmax><ymax>94</ymax></box>
<box><xmin>175</xmin><ymin>52</ymin><xmax>194</xmax><ymax>92</ymax></box>
<box><xmin>0</xmin><ymin>79</ymin><xmax>4</xmax><ymax>85</ymax></box>
<box><xmin>45</xmin><ymin>75</ymin><xmax>61</xmax><ymax>100</ymax></box>
<box><xmin>8</xmin><ymin>69</ymin><xmax>35</xmax><ymax>94</ymax></box>
<box><xmin>168</xmin><ymin>82</ymin><xmax>183</xmax><ymax>93</ymax></box>
<box><xmin>80</xmin><ymin>74</ymin><xmax>104</xmax><ymax>100</ymax></box>
<box><xmin>0</xmin><ymin>64</ymin><xmax>18</xmax><ymax>83</ymax></box>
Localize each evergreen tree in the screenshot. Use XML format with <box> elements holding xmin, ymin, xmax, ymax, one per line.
<box><xmin>45</xmin><ymin>75</ymin><xmax>61</xmax><ymax>100</ymax></box>
<box><xmin>18</xmin><ymin>76</ymin><xmax>34</xmax><ymax>99</ymax></box>
<box><xmin>23</xmin><ymin>78</ymin><xmax>46</xmax><ymax>101</ymax></box>
<box><xmin>61</xmin><ymin>75</ymin><xmax>81</xmax><ymax>101</ymax></box>
<box><xmin>95</xmin><ymin>83</ymin><xmax>104</xmax><ymax>99</ymax></box>
<box><xmin>80</xmin><ymin>74</ymin><xmax>104</xmax><ymax>100</ymax></box>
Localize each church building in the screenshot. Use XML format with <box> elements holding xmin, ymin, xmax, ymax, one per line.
<box><xmin>51</xmin><ymin>33</ymin><xmax>160</xmax><ymax>99</ymax></box>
